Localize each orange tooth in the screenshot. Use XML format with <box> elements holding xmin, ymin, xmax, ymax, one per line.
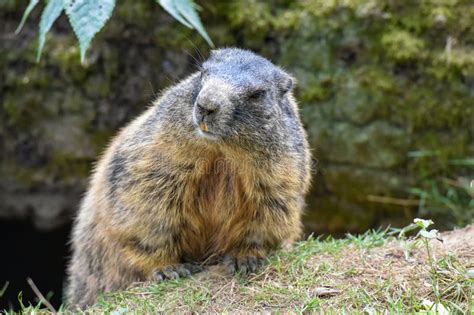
<box><xmin>199</xmin><ymin>121</ymin><xmax>208</xmax><ymax>132</ymax></box>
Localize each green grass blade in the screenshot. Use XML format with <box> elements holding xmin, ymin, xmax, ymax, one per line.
<box><xmin>449</xmin><ymin>158</ymin><xmax>474</xmax><ymax>166</ymax></box>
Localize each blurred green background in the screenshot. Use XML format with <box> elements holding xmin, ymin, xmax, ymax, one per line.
<box><xmin>1</xmin><ymin>0</ymin><xmax>473</xmax><ymax>235</ymax></box>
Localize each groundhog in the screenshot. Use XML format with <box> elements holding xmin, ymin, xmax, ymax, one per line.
<box><xmin>66</xmin><ymin>48</ymin><xmax>311</xmax><ymax>309</ymax></box>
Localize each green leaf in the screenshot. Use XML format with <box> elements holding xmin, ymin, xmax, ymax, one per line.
<box><xmin>414</xmin><ymin>218</ymin><xmax>433</xmax><ymax>229</ymax></box>
<box><xmin>159</xmin><ymin>0</ymin><xmax>192</xmax><ymax>28</ymax></box>
<box><xmin>408</xmin><ymin>187</ymin><xmax>426</xmax><ymax>196</ymax></box>
<box><xmin>419</xmin><ymin>229</ymin><xmax>440</xmax><ymax>240</ymax></box>
<box><xmin>389</xmin><ymin>223</ymin><xmax>418</xmax><ymax>238</ymax></box>
<box><xmin>15</xmin><ymin>0</ymin><xmax>40</xmax><ymax>34</ymax></box>
<box><xmin>37</xmin><ymin>0</ymin><xmax>64</xmax><ymax>62</ymax></box>
<box><xmin>449</xmin><ymin>158</ymin><xmax>474</xmax><ymax>166</ymax></box>
<box><xmin>158</xmin><ymin>0</ymin><xmax>214</xmax><ymax>47</ymax></box>
<box><xmin>64</xmin><ymin>0</ymin><xmax>116</xmax><ymax>63</ymax></box>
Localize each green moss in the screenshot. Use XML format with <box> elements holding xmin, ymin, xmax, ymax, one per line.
<box><xmin>298</xmin><ymin>74</ymin><xmax>334</xmax><ymax>103</ymax></box>
<box><xmin>3</xmin><ymin>91</ymin><xmax>44</xmax><ymax>127</ymax></box>
<box><xmin>302</xmin><ymin>0</ymin><xmax>341</xmax><ymax>18</ymax></box>
<box><xmin>154</xmin><ymin>26</ymin><xmax>204</xmax><ymax>49</ymax></box>
<box><xmin>114</xmin><ymin>1</ymin><xmax>155</xmax><ymax>27</ymax></box>
<box><xmin>11</xmin><ymin>165</ymin><xmax>39</xmax><ymax>188</ymax></box>
<box><xmin>3</xmin><ymin>0</ymin><xmax>473</xmax><ymax>233</ymax></box>
<box><xmin>50</xmin><ymin>39</ymin><xmax>88</xmax><ymax>81</ymax></box>
<box><xmin>0</xmin><ymin>0</ymin><xmax>16</xmax><ymax>10</ymax></box>
<box><xmin>84</xmin><ymin>75</ymin><xmax>112</xmax><ymax>98</ymax></box>
<box><xmin>226</xmin><ymin>1</ymin><xmax>273</xmax><ymax>34</ymax></box>
<box><xmin>90</xmin><ymin>129</ymin><xmax>115</xmax><ymax>151</ymax></box>
<box><xmin>3</xmin><ymin>94</ymin><xmax>21</xmax><ymax>122</ymax></box>
<box><xmin>47</xmin><ymin>152</ymin><xmax>92</xmax><ymax>179</ymax></box>
<box><xmin>381</xmin><ymin>30</ymin><xmax>426</xmax><ymax>62</ymax></box>
<box><xmin>409</xmin><ymin>130</ymin><xmax>470</xmax><ymax>177</ymax></box>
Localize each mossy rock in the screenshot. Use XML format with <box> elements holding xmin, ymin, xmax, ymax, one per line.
<box><xmin>1</xmin><ymin>0</ymin><xmax>472</xmax><ymax>231</ymax></box>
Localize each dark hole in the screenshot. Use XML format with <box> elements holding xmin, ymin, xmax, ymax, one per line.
<box><xmin>0</xmin><ymin>220</ymin><xmax>71</xmax><ymax>312</ymax></box>
<box><xmin>337</xmin><ymin>47</ymin><xmax>358</xmax><ymax>66</ymax></box>
<box><xmin>392</xmin><ymin>61</ymin><xmax>421</xmax><ymax>81</ymax></box>
<box><xmin>340</xmin><ymin>50</ymin><xmax>357</xmax><ymax>66</ymax></box>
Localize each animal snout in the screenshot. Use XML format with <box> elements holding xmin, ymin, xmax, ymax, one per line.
<box><xmin>193</xmin><ymin>95</ymin><xmax>221</xmax><ymax>133</ymax></box>
<box><xmin>196</xmin><ymin>102</ymin><xmax>218</xmax><ymax>118</ymax></box>
<box><xmin>195</xmin><ymin>99</ymin><xmax>219</xmax><ymax>119</ymax></box>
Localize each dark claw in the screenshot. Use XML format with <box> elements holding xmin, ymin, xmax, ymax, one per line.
<box><xmin>153</xmin><ymin>271</ymin><xmax>165</xmax><ymax>282</ymax></box>
<box><xmin>237</xmin><ymin>257</ymin><xmax>249</xmax><ymax>275</ymax></box>
<box><xmin>175</xmin><ymin>265</ymin><xmax>192</xmax><ymax>277</ymax></box>
<box><xmin>152</xmin><ymin>263</ymin><xmax>203</xmax><ymax>282</ymax></box>
<box><xmin>182</xmin><ymin>262</ymin><xmax>203</xmax><ymax>274</ymax></box>
<box><xmin>248</xmin><ymin>256</ymin><xmax>258</xmax><ymax>273</ymax></box>
<box><xmin>223</xmin><ymin>256</ymin><xmax>237</xmax><ymax>275</ymax></box>
<box><xmin>223</xmin><ymin>256</ymin><xmax>265</xmax><ymax>276</ymax></box>
<box><xmin>162</xmin><ymin>266</ymin><xmax>180</xmax><ymax>279</ymax></box>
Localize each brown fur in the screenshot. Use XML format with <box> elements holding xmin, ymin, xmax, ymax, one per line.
<box><xmin>66</xmin><ymin>49</ymin><xmax>311</xmax><ymax>309</ymax></box>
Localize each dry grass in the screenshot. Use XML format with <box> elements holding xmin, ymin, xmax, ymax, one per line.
<box><xmin>8</xmin><ymin>225</ymin><xmax>474</xmax><ymax>314</ymax></box>
<box><xmin>89</xmin><ymin>225</ymin><xmax>473</xmax><ymax>314</ymax></box>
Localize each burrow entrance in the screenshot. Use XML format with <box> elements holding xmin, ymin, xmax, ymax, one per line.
<box><xmin>0</xmin><ymin>219</ymin><xmax>71</xmax><ymax>311</ymax></box>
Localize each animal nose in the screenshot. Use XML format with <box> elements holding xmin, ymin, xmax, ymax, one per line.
<box><xmin>196</xmin><ymin>101</ymin><xmax>218</xmax><ymax>118</ymax></box>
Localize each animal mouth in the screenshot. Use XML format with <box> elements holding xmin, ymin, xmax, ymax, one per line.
<box><xmin>193</xmin><ymin>106</ymin><xmax>219</xmax><ymax>140</ymax></box>
<box><xmin>195</xmin><ymin>120</ymin><xmax>220</xmax><ymax>140</ymax></box>
<box><xmin>199</xmin><ymin>121</ymin><xmax>209</xmax><ymax>133</ymax></box>
<box><xmin>196</xmin><ymin>127</ymin><xmax>219</xmax><ymax>140</ymax></box>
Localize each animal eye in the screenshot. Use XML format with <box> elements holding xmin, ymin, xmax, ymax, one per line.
<box><xmin>248</xmin><ymin>89</ymin><xmax>266</xmax><ymax>100</ymax></box>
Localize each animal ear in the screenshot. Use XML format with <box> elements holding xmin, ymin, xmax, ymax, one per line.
<box><xmin>279</xmin><ymin>75</ymin><xmax>295</xmax><ymax>95</ymax></box>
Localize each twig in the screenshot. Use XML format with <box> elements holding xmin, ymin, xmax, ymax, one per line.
<box><xmin>27</xmin><ymin>277</ymin><xmax>57</xmax><ymax>314</ymax></box>
<box><xmin>367</xmin><ymin>195</ymin><xmax>420</xmax><ymax>207</ymax></box>
<box><xmin>210</xmin><ymin>279</ymin><xmax>234</xmax><ymax>300</ymax></box>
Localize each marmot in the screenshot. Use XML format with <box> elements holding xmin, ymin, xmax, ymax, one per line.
<box><xmin>66</xmin><ymin>48</ymin><xmax>311</xmax><ymax>309</ymax></box>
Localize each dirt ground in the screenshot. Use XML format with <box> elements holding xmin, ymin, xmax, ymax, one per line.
<box><xmin>301</xmin><ymin>224</ymin><xmax>474</xmax><ymax>310</ymax></box>
<box><xmin>89</xmin><ymin>225</ymin><xmax>473</xmax><ymax>313</ymax></box>
<box><xmin>210</xmin><ymin>224</ymin><xmax>474</xmax><ymax>311</ymax></box>
<box><xmin>432</xmin><ymin>224</ymin><xmax>474</xmax><ymax>259</ymax></box>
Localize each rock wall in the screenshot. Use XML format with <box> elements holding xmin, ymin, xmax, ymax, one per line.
<box><xmin>1</xmin><ymin>0</ymin><xmax>472</xmax><ymax>233</ymax></box>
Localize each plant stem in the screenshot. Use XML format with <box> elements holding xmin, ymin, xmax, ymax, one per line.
<box><xmin>424</xmin><ymin>238</ymin><xmax>441</xmax><ymax>310</ymax></box>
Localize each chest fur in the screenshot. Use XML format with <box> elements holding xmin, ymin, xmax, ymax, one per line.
<box><xmin>180</xmin><ymin>158</ymin><xmax>251</xmax><ymax>260</ymax></box>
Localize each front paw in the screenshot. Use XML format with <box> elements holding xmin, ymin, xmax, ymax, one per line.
<box><xmin>152</xmin><ymin>263</ymin><xmax>203</xmax><ymax>282</ymax></box>
<box><xmin>223</xmin><ymin>255</ymin><xmax>266</xmax><ymax>276</ymax></box>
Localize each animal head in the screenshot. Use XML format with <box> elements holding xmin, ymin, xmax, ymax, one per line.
<box><xmin>192</xmin><ymin>48</ymin><xmax>295</xmax><ymax>149</ymax></box>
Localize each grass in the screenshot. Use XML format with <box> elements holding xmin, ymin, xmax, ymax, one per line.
<box><xmin>4</xmin><ymin>224</ymin><xmax>473</xmax><ymax>314</ymax></box>
<box><xmin>409</xmin><ymin>176</ymin><xmax>474</xmax><ymax>229</ymax></box>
